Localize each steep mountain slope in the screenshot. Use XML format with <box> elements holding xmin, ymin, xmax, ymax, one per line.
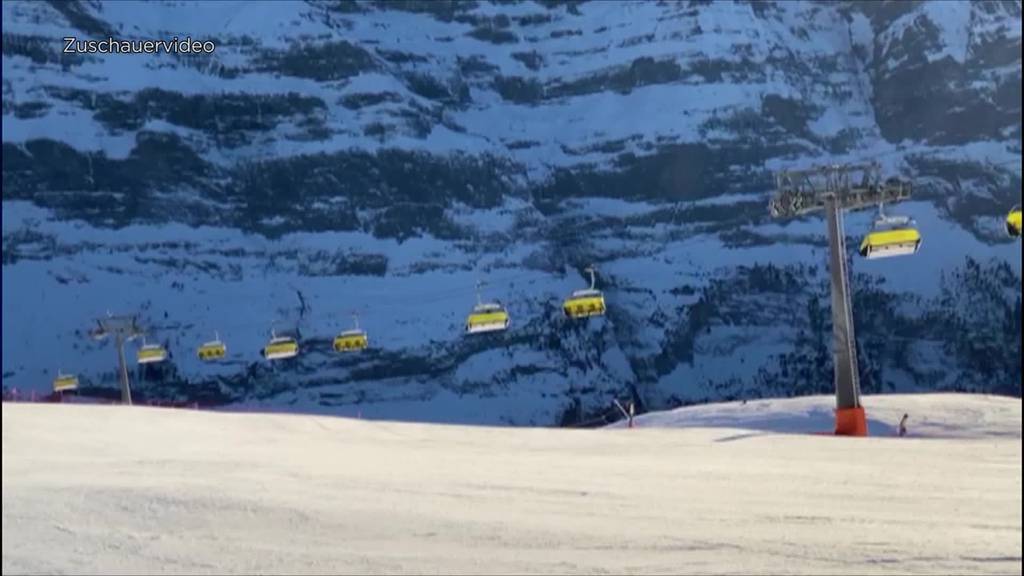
<box><xmin>2</xmin><ymin>0</ymin><xmax>1021</xmax><ymax>424</ymax></box>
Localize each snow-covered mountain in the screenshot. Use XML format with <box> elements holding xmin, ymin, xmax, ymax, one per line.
<box><xmin>2</xmin><ymin>0</ymin><xmax>1021</xmax><ymax>425</ymax></box>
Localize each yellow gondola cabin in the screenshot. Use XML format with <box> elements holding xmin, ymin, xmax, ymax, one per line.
<box><xmin>52</xmin><ymin>371</ymin><xmax>79</xmax><ymax>392</ymax></box>
<box><xmin>197</xmin><ymin>333</ymin><xmax>227</xmax><ymax>361</ymax></box>
<box><xmin>334</xmin><ymin>330</ymin><xmax>368</xmax><ymax>352</ymax></box>
<box><xmin>263</xmin><ymin>334</ymin><xmax>298</xmax><ymax>360</ymax></box>
<box><xmin>563</xmin><ymin>266</ymin><xmax>606</xmax><ymax>319</ymax></box>
<box><xmin>859</xmin><ymin>208</ymin><xmax>921</xmax><ymax>260</ymax></box>
<box><xmin>563</xmin><ymin>289</ymin><xmax>606</xmax><ymax>318</ymax></box>
<box><xmin>466</xmin><ymin>303</ymin><xmax>510</xmax><ymax>334</ymax></box>
<box><xmin>465</xmin><ymin>282</ymin><xmax>510</xmax><ymax>334</ymax></box>
<box><xmin>334</xmin><ymin>313</ymin><xmax>368</xmax><ymax>352</ymax></box>
<box><xmin>1007</xmin><ymin>205</ymin><xmax>1021</xmax><ymax>237</ymax></box>
<box><xmin>137</xmin><ymin>343</ymin><xmax>168</xmax><ymax>364</ymax></box>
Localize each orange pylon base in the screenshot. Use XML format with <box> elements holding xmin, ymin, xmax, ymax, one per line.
<box><xmin>835</xmin><ymin>406</ymin><xmax>868</xmax><ymax>437</ymax></box>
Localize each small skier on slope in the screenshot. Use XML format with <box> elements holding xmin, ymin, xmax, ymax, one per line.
<box><xmin>898</xmin><ymin>413</ymin><xmax>909</xmax><ymax>437</ymax></box>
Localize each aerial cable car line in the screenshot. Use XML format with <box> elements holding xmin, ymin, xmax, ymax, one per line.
<box><xmin>121</xmin><ymin>181</ymin><xmax>1010</xmax><ymax>375</ymax></box>
<box><xmin>134</xmin><ymin>260</ymin><xmax>593</xmax><ymax>354</ymax></box>
<box><xmin>67</xmin><ymin>147</ymin><xmax>1016</xmax><ymax>397</ymax></box>
<box><xmin>74</xmin><ymin>261</ymin><xmax>608</xmax><ymax>391</ymax></box>
<box><xmin>89</xmin><ymin>170</ymin><xmax>910</xmax><ymax>372</ymax></box>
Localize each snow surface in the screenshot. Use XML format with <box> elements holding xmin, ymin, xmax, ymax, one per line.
<box><xmin>2</xmin><ymin>394</ymin><xmax>1021</xmax><ymax>574</ymax></box>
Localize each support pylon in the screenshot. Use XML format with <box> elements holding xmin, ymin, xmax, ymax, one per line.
<box><xmin>824</xmin><ymin>196</ymin><xmax>866</xmax><ymax>436</ymax></box>
<box><xmin>771</xmin><ymin>163</ymin><xmax>912</xmax><ymax>437</ymax></box>
<box><xmin>90</xmin><ymin>314</ymin><xmax>144</xmax><ymax>405</ymax></box>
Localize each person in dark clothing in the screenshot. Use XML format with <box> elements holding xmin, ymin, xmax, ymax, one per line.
<box><xmin>898</xmin><ymin>413</ymin><xmax>909</xmax><ymax>437</ymax></box>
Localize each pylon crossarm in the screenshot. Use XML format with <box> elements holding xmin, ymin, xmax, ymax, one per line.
<box><xmin>91</xmin><ymin>313</ymin><xmax>143</xmax><ymax>406</ymax></box>
<box><xmin>770</xmin><ymin>181</ymin><xmax>911</xmax><ymax>219</ymax></box>
<box><xmin>769</xmin><ymin>163</ymin><xmax>910</xmax><ymax>219</ymax></box>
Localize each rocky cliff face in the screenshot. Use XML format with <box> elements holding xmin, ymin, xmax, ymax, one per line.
<box><xmin>2</xmin><ymin>0</ymin><xmax>1020</xmax><ymax>424</ymax></box>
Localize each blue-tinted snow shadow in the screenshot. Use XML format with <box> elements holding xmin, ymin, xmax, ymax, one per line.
<box><xmin>709</xmin><ymin>421</ymin><xmax>898</xmax><ymax>441</ymax></box>
<box><xmin>658</xmin><ymin>409</ymin><xmax>902</xmax><ymax>440</ymax></box>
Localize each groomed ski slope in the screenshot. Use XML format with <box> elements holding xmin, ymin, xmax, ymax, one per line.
<box><xmin>2</xmin><ymin>394</ymin><xmax>1021</xmax><ymax>575</ymax></box>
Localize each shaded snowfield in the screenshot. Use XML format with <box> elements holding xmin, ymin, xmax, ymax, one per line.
<box><xmin>3</xmin><ymin>394</ymin><xmax>1021</xmax><ymax>575</ymax></box>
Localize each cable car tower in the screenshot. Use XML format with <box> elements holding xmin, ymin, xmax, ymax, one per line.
<box><xmin>89</xmin><ymin>313</ymin><xmax>145</xmax><ymax>405</ymax></box>
<box><xmin>769</xmin><ymin>162</ymin><xmax>911</xmax><ymax>436</ymax></box>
